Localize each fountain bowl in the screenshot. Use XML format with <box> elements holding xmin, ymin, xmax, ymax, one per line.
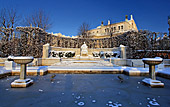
<box><xmin>142</xmin><ymin>57</ymin><xmax>164</xmax><ymax>88</ymax></box>
<box><xmin>12</xmin><ymin>56</ymin><xmax>34</xmax><ymax>64</ymax></box>
<box><xmin>142</xmin><ymin>57</ymin><xmax>163</xmax><ymax>65</ymax></box>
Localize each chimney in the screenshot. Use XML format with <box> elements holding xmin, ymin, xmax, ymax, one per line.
<box><xmin>125</xmin><ymin>15</ymin><xmax>128</xmax><ymax>21</ymax></box>
<box><xmin>130</xmin><ymin>15</ymin><xmax>133</xmax><ymax>20</ymax></box>
<box><xmin>108</xmin><ymin>20</ymin><xmax>110</xmax><ymax>25</ymax></box>
<box><xmin>101</xmin><ymin>21</ymin><xmax>104</xmax><ymax>26</ymax></box>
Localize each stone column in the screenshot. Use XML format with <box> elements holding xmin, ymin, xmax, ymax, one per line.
<box><xmin>120</xmin><ymin>45</ymin><xmax>126</xmax><ymax>59</ymax></box>
<box><xmin>20</xmin><ymin>64</ymin><xmax>26</xmax><ymax>80</ymax></box>
<box><xmin>149</xmin><ymin>65</ymin><xmax>156</xmax><ymax>80</ymax></box>
<box><xmin>42</xmin><ymin>43</ymin><xmax>50</xmax><ymax>58</ymax></box>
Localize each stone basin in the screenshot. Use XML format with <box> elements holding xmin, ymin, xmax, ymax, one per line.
<box><xmin>12</xmin><ymin>56</ymin><xmax>34</xmax><ymax>64</ymax></box>
<box><xmin>142</xmin><ymin>57</ymin><xmax>163</xmax><ymax>65</ymax></box>
<box><xmin>9</xmin><ymin>56</ymin><xmax>34</xmax><ymax>88</ymax></box>
<box><xmin>142</xmin><ymin>57</ymin><xmax>164</xmax><ymax>88</ymax></box>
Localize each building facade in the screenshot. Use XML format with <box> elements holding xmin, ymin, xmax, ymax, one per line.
<box><xmin>86</xmin><ymin>15</ymin><xmax>138</xmax><ymax>38</ymax></box>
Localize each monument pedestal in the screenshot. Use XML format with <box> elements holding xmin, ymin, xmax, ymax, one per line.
<box><xmin>11</xmin><ymin>78</ymin><xmax>33</xmax><ymax>88</ymax></box>
<box><xmin>142</xmin><ymin>78</ymin><xmax>164</xmax><ymax>88</ymax></box>
<box><xmin>76</xmin><ymin>42</ymin><xmax>94</xmax><ymax>60</ymax></box>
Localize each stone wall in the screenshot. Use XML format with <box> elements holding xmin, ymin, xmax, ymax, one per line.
<box><xmin>42</xmin><ymin>44</ymin><xmax>126</xmax><ymax>59</ymax></box>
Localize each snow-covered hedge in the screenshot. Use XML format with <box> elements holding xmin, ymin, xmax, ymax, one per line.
<box><xmin>92</xmin><ymin>51</ymin><xmax>120</xmax><ymax>58</ymax></box>
<box><xmin>49</xmin><ymin>51</ymin><xmax>75</xmax><ymax>58</ymax></box>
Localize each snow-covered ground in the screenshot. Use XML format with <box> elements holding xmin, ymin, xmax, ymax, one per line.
<box><xmin>0</xmin><ymin>60</ymin><xmax>170</xmax><ymax>78</ymax></box>
<box><xmin>0</xmin><ymin>66</ymin><xmax>11</xmax><ymax>75</ymax></box>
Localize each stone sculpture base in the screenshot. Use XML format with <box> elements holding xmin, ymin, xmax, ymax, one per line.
<box><xmin>76</xmin><ymin>55</ymin><xmax>94</xmax><ymax>60</ymax></box>
<box><xmin>142</xmin><ymin>78</ymin><xmax>164</xmax><ymax>88</ymax></box>
<box><xmin>11</xmin><ymin>78</ymin><xmax>33</xmax><ymax>88</ymax></box>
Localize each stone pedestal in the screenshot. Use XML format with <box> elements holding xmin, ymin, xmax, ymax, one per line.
<box><xmin>10</xmin><ymin>56</ymin><xmax>34</xmax><ymax>88</ymax></box>
<box><xmin>142</xmin><ymin>78</ymin><xmax>164</xmax><ymax>88</ymax></box>
<box><xmin>142</xmin><ymin>58</ymin><xmax>164</xmax><ymax>88</ymax></box>
<box><xmin>149</xmin><ymin>65</ymin><xmax>156</xmax><ymax>80</ymax></box>
<box><xmin>11</xmin><ymin>63</ymin><xmax>34</xmax><ymax>88</ymax></box>
<box><xmin>120</xmin><ymin>45</ymin><xmax>126</xmax><ymax>59</ymax></box>
<box><xmin>11</xmin><ymin>78</ymin><xmax>33</xmax><ymax>88</ymax></box>
<box><xmin>42</xmin><ymin>43</ymin><xmax>50</xmax><ymax>58</ymax></box>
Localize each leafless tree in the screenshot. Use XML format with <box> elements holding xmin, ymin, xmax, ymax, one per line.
<box><xmin>0</xmin><ymin>8</ymin><xmax>19</xmax><ymax>41</ymax></box>
<box><xmin>78</xmin><ymin>22</ymin><xmax>90</xmax><ymax>38</ymax></box>
<box><xmin>24</xmin><ymin>9</ymin><xmax>52</xmax><ymax>31</ymax></box>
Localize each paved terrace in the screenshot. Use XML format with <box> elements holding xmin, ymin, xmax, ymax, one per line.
<box><xmin>1</xmin><ymin>62</ymin><xmax>170</xmax><ymax>106</ymax></box>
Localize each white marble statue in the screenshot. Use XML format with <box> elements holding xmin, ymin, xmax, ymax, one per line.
<box><xmin>81</xmin><ymin>42</ymin><xmax>88</xmax><ymax>56</ymax></box>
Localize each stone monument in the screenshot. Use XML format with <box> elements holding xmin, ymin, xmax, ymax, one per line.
<box><xmin>76</xmin><ymin>42</ymin><xmax>93</xmax><ymax>60</ymax></box>
<box><xmin>81</xmin><ymin>42</ymin><xmax>88</xmax><ymax>56</ymax></box>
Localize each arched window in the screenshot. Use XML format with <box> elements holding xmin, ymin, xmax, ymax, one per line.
<box><xmin>118</xmin><ymin>26</ymin><xmax>120</xmax><ymax>30</ymax></box>
<box><xmin>121</xmin><ymin>25</ymin><xmax>123</xmax><ymax>30</ymax></box>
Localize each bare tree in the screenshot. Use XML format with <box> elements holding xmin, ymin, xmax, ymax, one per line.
<box><xmin>24</xmin><ymin>9</ymin><xmax>51</xmax><ymax>31</ymax></box>
<box><xmin>0</xmin><ymin>8</ymin><xmax>18</xmax><ymax>41</ymax></box>
<box><xmin>78</xmin><ymin>22</ymin><xmax>90</xmax><ymax>38</ymax></box>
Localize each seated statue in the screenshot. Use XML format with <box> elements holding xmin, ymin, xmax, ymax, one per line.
<box><xmin>81</xmin><ymin>42</ymin><xmax>88</xmax><ymax>56</ymax></box>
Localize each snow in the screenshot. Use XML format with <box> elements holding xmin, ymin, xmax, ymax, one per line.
<box><xmin>142</xmin><ymin>57</ymin><xmax>163</xmax><ymax>61</ymax></box>
<box><xmin>0</xmin><ymin>66</ymin><xmax>11</xmax><ymax>75</ymax></box>
<box><xmin>11</xmin><ymin>79</ymin><xmax>33</xmax><ymax>86</ymax></box>
<box><xmin>92</xmin><ymin>100</ymin><xmax>96</xmax><ymax>103</ymax></box>
<box><xmin>106</xmin><ymin>101</ymin><xmax>122</xmax><ymax>107</ymax></box>
<box><xmin>142</xmin><ymin>78</ymin><xmax>164</xmax><ymax>87</ymax></box>
<box><xmin>12</xmin><ymin>56</ymin><xmax>34</xmax><ymax>60</ymax></box>
<box><xmin>120</xmin><ymin>44</ymin><xmax>125</xmax><ymax>47</ymax></box>
<box><xmin>77</xmin><ymin>102</ymin><xmax>85</xmax><ymax>106</ymax></box>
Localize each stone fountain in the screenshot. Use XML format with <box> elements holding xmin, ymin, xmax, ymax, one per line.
<box><xmin>10</xmin><ymin>56</ymin><xmax>34</xmax><ymax>88</ymax></box>
<box><xmin>142</xmin><ymin>57</ymin><xmax>164</xmax><ymax>88</ymax></box>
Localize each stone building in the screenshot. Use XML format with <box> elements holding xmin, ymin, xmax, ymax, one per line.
<box><xmin>50</xmin><ymin>15</ymin><xmax>138</xmax><ymax>49</ymax></box>
<box><xmin>86</xmin><ymin>15</ymin><xmax>138</xmax><ymax>38</ymax></box>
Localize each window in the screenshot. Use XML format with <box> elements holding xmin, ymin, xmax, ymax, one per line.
<box><xmin>114</xmin><ymin>27</ymin><xmax>116</xmax><ymax>30</ymax></box>
<box><xmin>121</xmin><ymin>25</ymin><xmax>123</xmax><ymax>30</ymax></box>
<box><xmin>111</xmin><ymin>28</ymin><xmax>113</xmax><ymax>31</ymax></box>
<box><xmin>97</xmin><ymin>31</ymin><xmax>98</xmax><ymax>33</ymax></box>
<box><xmin>118</xmin><ymin>26</ymin><xmax>120</xmax><ymax>30</ymax></box>
<box><xmin>105</xmin><ymin>29</ymin><xmax>107</xmax><ymax>32</ymax></box>
<box><xmin>107</xmin><ymin>28</ymin><xmax>109</xmax><ymax>32</ymax></box>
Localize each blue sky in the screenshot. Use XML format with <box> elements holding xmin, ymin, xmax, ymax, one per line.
<box><xmin>0</xmin><ymin>0</ymin><xmax>170</xmax><ymax>36</ymax></box>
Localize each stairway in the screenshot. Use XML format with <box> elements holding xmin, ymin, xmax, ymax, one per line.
<box><xmin>51</xmin><ymin>59</ymin><xmax>113</xmax><ymax>67</ymax></box>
